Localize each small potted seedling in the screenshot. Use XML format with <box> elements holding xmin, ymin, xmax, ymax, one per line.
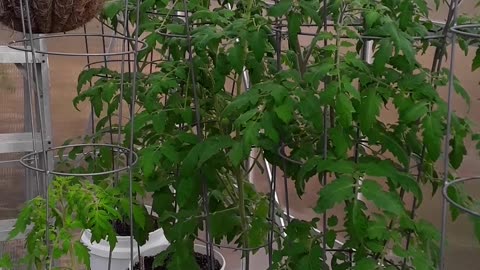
<box><xmin>0</xmin><ymin>176</ymin><xmax>119</xmax><ymax>270</ymax></box>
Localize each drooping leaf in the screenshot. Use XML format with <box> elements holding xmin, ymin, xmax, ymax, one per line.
<box><xmin>422</xmin><ymin>114</ymin><xmax>443</xmax><ymax>161</ymax></box>
<box><xmin>358</xmin><ymin>88</ymin><xmax>381</xmax><ymax>132</ymax></box>
<box><xmin>403</xmin><ymin>102</ymin><xmax>428</xmax><ymax>124</ymax></box>
<box><xmin>365</xmin><ymin>10</ymin><xmax>381</xmax><ymax>28</ymax></box>
<box><xmin>354</xmin><ymin>258</ymin><xmax>377</xmax><ymax>270</ymax></box>
<box><xmin>361</xmin><ymin>180</ymin><xmax>405</xmax><ymax>215</ymax></box>
<box><xmin>228</xmin><ymin>43</ymin><xmax>245</xmax><ymax>73</ymax></box>
<box><xmin>330</xmin><ymin>126</ymin><xmax>349</xmax><ymax>158</ymax></box>
<box><xmin>372</xmin><ymin>39</ymin><xmax>393</xmax><ymax>74</ymax></box>
<box><xmin>268</xmin><ymin>0</ymin><xmax>292</xmax><ymax>17</ymax></box>
<box><xmin>274</xmin><ymin>98</ymin><xmax>294</xmax><ymax>124</ymax></box>
<box><xmin>315</xmin><ymin>176</ymin><xmax>355</xmax><ymax>213</ymax></box>
<box><xmin>248</xmin><ymin>30</ymin><xmax>267</xmax><ymax>62</ymax></box>
<box><xmin>336</xmin><ymin>92</ymin><xmax>355</xmax><ymax>127</ymax></box>
<box><xmin>472</xmin><ymin>48</ymin><xmax>480</xmax><ymax>71</ymax></box>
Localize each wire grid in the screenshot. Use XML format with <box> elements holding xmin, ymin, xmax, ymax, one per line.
<box><xmin>1</xmin><ymin>0</ymin><xmax>477</xmax><ymax>269</ymax></box>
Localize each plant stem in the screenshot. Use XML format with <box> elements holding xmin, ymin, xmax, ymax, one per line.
<box><xmin>235</xmin><ymin>167</ymin><xmax>249</xmax><ymax>255</ymax></box>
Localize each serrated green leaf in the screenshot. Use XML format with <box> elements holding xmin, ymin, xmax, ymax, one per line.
<box><xmin>177</xmin><ymin>177</ymin><xmax>198</xmax><ymax>207</ymax></box>
<box><xmin>336</xmin><ymin>92</ymin><xmax>355</xmax><ymax>127</ymax></box>
<box><xmin>268</xmin><ymin>0</ymin><xmax>292</xmax><ymax>17</ymax></box>
<box><xmin>274</xmin><ymin>99</ymin><xmax>294</xmax><ymax>123</ymax></box>
<box><xmin>261</xmin><ymin>112</ymin><xmax>280</xmax><ymax>143</ymax></box>
<box><xmin>140</xmin><ymin>148</ymin><xmax>157</xmax><ymax>178</ymax></box>
<box><xmin>160</xmin><ymin>143</ymin><xmax>179</xmax><ymax>163</ymax></box>
<box><xmin>472</xmin><ymin>48</ymin><xmax>480</xmax><ymax>71</ymax></box>
<box><xmin>228</xmin><ymin>142</ymin><xmax>245</xmax><ymax>166</ymax></box>
<box><xmin>198</xmin><ymin>136</ymin><xmax>233</xmax><ymax>167</ymax></box>
<box><xmin>449</xmin><ymin>135</ymin><xmax>466</xmax><ymax>170</ymax></box>
<box><xmin>74</xmin><ymin>241</ymin><xmax>90</xmax><ymax>267</ymax></box>
<box><xmin>361</xmin><ymin>180</ymin><xmax>405</xmax><ymax>215</ymax></box>
<box><xmin>330</xmin><ymin>126</ymin><xmax>349</xmax><ymax>158</ymax></box>
<box><xmin>132</xmin><ymin>205</ymin><xmax>147</xmax><ymax>230</ymax></box>
<box><xmin>235</xmin><ymin>108</ymin><xmax>258</xmax><ymax>127</ymax></box>
<box><xmin>153</xmin><ymin>111</ymin><xmax>167</xmax><ymax>134</ymax></box>
<box><xmin>317</xmin><ymin>159</ymin><xmax>355</xmax><ymax>174</ymax></box>
<box><xmin>379</xmin><ymin>133</ymin><xmax>409</xmax><ymax>167</ymax></box>
<box><xmin>453</xmin><ymin>77</ymin><xmax>471</xmax><ymax>109</ymax></box>
<box><xmin>248</xmin><ymin>30</ymin><xmax>267</xmax><ymax>61</ymax></box>
<box><xmin>365</xmin><ymin>10</ymin><xmax>381</xmax><ymax>28</ymax></box>
<box><xmin>228</xmin><ymin>43</ymin><xmax>245</xmax><ymax>73</ymax></box>
<box><xmin>373</xmin><ymin>39</ymin><xmax>392</xmax><ymax>74</ymax></box>
<box><xmin>446</xmin><ymin>185</ymin><xmax>461</xmax><ymax>220</ymax></box>
<box><xmin>315</xmin><ymin>176</ymin><xmax>355</xmax><ymax>213</ymax></box>
<box><xmin>423</xmin><ymin>114</ymin><xmax>443</xmax><ymax>161</ymax></box>
<box><xmin>211</xmin><ymin>208</ymin><xmax>240</xmax><ymax>239</ymax></box>
<box><xmin>403</xmin><ymin>102</ymin><xmax>428</xmax><ymax>124</ymax></box>
<box><xmin>354</xmin><ymin>258</ymin><xmax>377</xmax><ymax>270</ymax></box>
<box><xmin>359</xmin><ymin>88</ymin><xmax>381</xmax><ymax>132</ymax></box>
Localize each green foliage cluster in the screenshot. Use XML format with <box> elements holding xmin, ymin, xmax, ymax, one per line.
<box><xmin>6</xmin><ymin>0</ymin><xmax>480</xmax><ymax>269</ymax></box>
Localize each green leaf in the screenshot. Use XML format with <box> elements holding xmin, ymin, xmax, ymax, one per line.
<box><xmin>453</xmin><ymin>77</ymin><xmax>471</xmax><ymax>109</ymax></box>
<box><xmin>354</xmin><ymin>258</ymin><xmax>377</xmax><ymax>270</ymax></box>
<box><xmin>261</xmin><ymin>112</ymin><xmax>280</xmax><ymax>143</ymax></box>
<box><xmin>472</xmin><ymin>48</ymin><xmax>480</xmax><ymax>71</ymax></box>
<box><xmin>327</xmin><ymin>215</ymin><xmax>338</xmax><ymax>227</ymax></box>
<box><xmin>315</xmin><ymin>176</ymin><xmax>355</xmax><ymax>213</ymax></box>
<box><xmin>336</xmin><ymin>92</ymin><xmax>355</xmax><ymax>127</ymax></box>
<box><xmin>359</xmin><ymin>88</ymin><xmax>381</xmax><ymax>132</ymax></box>
<box><xmin>287</xmin><ymin>12</ymin><xmax>302</xmax><ymax>43</ymax></box>
<box><xmin>160</xmin><ymin>143</ymin><xmax>179</xmax><ymax>163</ymax></box>
<box><xmin>379</xmin><ymin>133</ymin><xmax>409</xmax><ymax>167</ymax></box>
<box><xmin>299</xmin><ymin>1</ymin><xmax>322</xmax><ymax>25</ymax></box>
<box><xmin>297</xmin><ymin>243</ymin><xmax>325</xmax><ymax>269</ymax></box>
<box><xmin>471</xmin><ymin>217</ymin><xmax>480</xmax><ymax>244</ymax></box>
<box><xmin>228</xmin><ymin>43</ymin><xmax>245</xmax><ymax>73</ymax></box>
<box><xmin>132</xmin><ymin>205</ymin><xmax>147</xmax><ymax>230</ymax></box>
<box><xmin>361</xmin><ymin>180</ymin><xmax>405</xmax><ymax>215</ymax></box>
<box><xmin>228</xmin><ymin>142</ymin><xmax>245</xmax><ymax>166</ymax></box>
<box><xmin>140</xmin><ymin>148</ymin><xmax>157</xmax><ymax>178</ymax></box>
<box><xmin>403</xmin><ymin>102</ymin><xmax>428</xmax><ymax>124</ymax></box>
<box><xmin>268</xmin><ymin>0</ymin><xmax>292</xmax><ymax>17</ymax></box>
<box><xmin>274</xmin><ymin>99</ymin><xmax>294</xmax><ymax>124</ymax></box>
<box><xmin>248</xmin><ymin>30</ymin><xmax>267</xmax><ymax>61</ymax></box>
<box><xmin>153</xmin><ymin>111</ymin><xmax>167</xmax><ymax>134</ymax></box>
<box><xmin>325</xmin><ymin>230</ymin><xmax>337</xmax><ymax>248</ymax></box>
<box><xmin>423</xmin><ymin>114</ymin><xmax>443</xmax><ymax>161</ymax></box>
<box><xmin>317</xmin><ymin>159</ymin><xmax>355</xmax><ymax>174</ymax></box>
<box><xmin>446</xmin><ymin>186</ymin><xmax>461</xmax><ymax>220</ymax></box>
<box><xmin>211</xmin><ymin>208</ymin><xmax>240</xmax><ymax>239</ymax></box>
<box><xmin>449</xmin><ymin>135</ymin><xmax>466</xmax><ymax>170</ymax></box>
<box><xmin>74</xmin><ymin>241</ymin><xmax>90</xmax><ymax>267</ymax></box>
<box><xmin>365</xmin><ymin>10</ymin><xmax>381</xmax><ymax>28</ymax></box>
<box><xmin>330</xmin><ymin>126</ymin><xmax>349</xmax><ymax>158</ymax></box>
<box><xmin>177</xmin><ymin>177</ymin><xmax>198</xmax><ymax>207</ymax></box>
<box><xmin>198</xmin><ymin>136</ymin><xmax>233</xmax><ymax>167</ymax></box>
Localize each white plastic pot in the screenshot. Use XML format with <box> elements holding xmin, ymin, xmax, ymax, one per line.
<box><xmin>128</xmin><ymin>244</ymin><xmax>226</xmax><ymax>270</ymax></box>
<box><xmin>81</xmin><ymin>205</ymin><xmax>169</xmax><ymax>270</ymax></box>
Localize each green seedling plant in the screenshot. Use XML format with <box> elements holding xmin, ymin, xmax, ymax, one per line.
<box><xmin>0</xmin><ymin>176</ymin><xmax>122</xmax><ymax>270</ymax></box>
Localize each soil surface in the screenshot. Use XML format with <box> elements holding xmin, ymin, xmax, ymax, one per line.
<box><xmin>132</xmin><ymin>253</ymin><xmax>222</xmax><ymax>270</ymax></box>
<box><xmin>113</xmin><ymin>215</ymin><xmax>159</xmax><ymax>236</ymax></box>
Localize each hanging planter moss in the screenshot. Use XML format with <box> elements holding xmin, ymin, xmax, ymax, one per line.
<box><xmin>0</xmin><ymin>0</ymin><xmax>105</xmax><ymax>33</ymax></box>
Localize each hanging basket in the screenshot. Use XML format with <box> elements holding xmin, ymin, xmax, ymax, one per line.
<box><xmin>0</xmin><ymin>0</ymin><xmax>105</xmax><ymax>34</ymax></box>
